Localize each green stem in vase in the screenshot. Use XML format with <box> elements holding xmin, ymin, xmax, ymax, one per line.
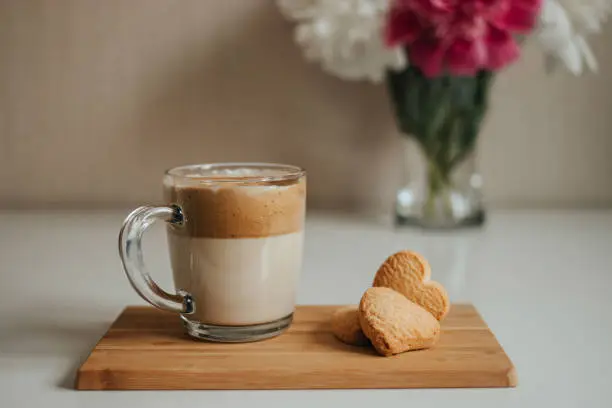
<box><xmin>423</xmin><ymin>147</ymin><xmax>453</xmax><ymax>222</ymax></box>
<box><xmin>424</xmin><ymin>154</ymin><xmax>452</xmax><ymax>221</ymax></box>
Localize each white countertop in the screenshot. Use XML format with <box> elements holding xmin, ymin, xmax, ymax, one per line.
<box><xmin>1</xmin><ymin>209</ymin><xmax>611</xmax><ymax>407</ymax></box>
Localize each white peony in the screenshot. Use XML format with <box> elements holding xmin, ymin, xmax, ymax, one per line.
<box><xmin>537</xmin><ymin>0</ymin><xmax>612</xmax><ymax>75</ymax></box>
<box><xmin>277</xmin><ymin>0</ymin><xmax>407</xmax><ymax>82</ymax></box>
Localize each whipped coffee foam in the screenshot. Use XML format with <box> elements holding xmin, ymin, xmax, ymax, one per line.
<box><xmin>167</xmin><ymin>165</ymin><xmax>298</xmax><ymax>181</ymax></box>
<box><xmin>164</xmin><ymin>178</ymin><xmax>305</xmax><ymax>239</ymax></box>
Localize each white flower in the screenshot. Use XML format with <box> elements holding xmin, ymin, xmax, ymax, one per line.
<box><xmin>277</xmin><ymin>0</ymin><xmax>407</xmax><ymax>82</ymax></box>
<box><xmin>537</xmin><ymin>0</ymin><xmax>612</xmax><ymax>75</ymax></box>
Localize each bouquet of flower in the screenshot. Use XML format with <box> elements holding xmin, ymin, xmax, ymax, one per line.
<box><xmin>277</xmin><ymin>0</ymin><xmax>611</xmax><ymax>228</ymax></box>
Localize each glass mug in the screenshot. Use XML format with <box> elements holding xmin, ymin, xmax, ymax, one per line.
<box><xmin>119</xmin><ymin>163</ymin><xmax>306</xmax><ymax>342</ymax></box>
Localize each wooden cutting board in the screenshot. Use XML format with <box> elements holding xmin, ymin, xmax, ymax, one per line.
<box><xmin>75</xmin><ymin>304</ymin><xmax>516</xmax><ymax>390</ymax></box>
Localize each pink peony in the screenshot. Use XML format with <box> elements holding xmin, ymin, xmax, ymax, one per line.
<box><xmin>386</xmin><ymin>0</ymin><xmax>542</xmax><ymax>77</ymax></box>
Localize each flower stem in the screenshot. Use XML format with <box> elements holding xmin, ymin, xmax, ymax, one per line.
<box><xmin>424</xmin><ymin>155</ymin><xmax>453</xmax><ymax>224</ymax></box>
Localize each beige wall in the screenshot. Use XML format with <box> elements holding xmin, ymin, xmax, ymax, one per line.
<box><xmin>1</xmin><ymin>1</ymin><xmax>611</xmax><ymax>213</ymax></box>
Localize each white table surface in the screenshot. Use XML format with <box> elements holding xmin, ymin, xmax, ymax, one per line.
<box><xmin>1</xmin><ymin>209</ymin><xmax>611</xmax><ymax>407</ymax></box>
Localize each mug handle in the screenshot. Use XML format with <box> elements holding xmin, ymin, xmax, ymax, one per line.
<box><xmin>118</xmin><ymin>205</ymin><xmax>194</xmax><ymax>314</ymax></box>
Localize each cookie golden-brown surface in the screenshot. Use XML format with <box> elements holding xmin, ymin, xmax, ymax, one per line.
<box><xmin>359</xmin><ymin>287</ymin><xmax>440</xmax><ymax>356</ymax></box>
<box><xmin>330</xmin><ymin>306</ymin><xmax>369</xmax><ymax>346</ymax></box>
<box><xmin>373</xmin><ymin>250</ymin><xmax>450</xmax><ymax>320</ymax></box>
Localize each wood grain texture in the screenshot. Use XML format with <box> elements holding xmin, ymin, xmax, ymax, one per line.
<box><xmin>75</xmin><ymin>304</ymin><xmax>516</xmax><ymax>390</ymax></box>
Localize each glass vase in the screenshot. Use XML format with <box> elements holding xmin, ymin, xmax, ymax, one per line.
<box><xmin>395</xmin><ymin>138</ymin><xmax>485</xmax><ymax>229</ymax></box>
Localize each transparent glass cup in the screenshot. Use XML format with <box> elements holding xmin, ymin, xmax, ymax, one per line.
<box><xmin>119</xmin><ymin>163</ymin><xmax>306</xmax><ymax>342</ymax></box>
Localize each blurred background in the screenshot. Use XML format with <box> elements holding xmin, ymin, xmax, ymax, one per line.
<box><xmin>1</xmin><ymin>0</ymin><xmax>612</xmax><ymax>214</ymax></box>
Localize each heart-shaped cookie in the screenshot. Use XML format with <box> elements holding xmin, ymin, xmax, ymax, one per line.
<box><xmin>359</xmin><ymin>287</ymin><xmax>440</xmax><ymax>356</ymax></box>
<box><xmin>372</xmin><ymin>250</ymin><xmax>450</xmax><ymax>320</ymax></box>
<box><xmin>330</xmin><ymin>306</ymin><xmax>369</xmax><ymax>346</ymax></box>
